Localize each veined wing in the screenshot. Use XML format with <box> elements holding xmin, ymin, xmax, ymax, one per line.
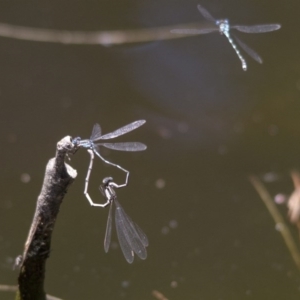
<box><xmin>95</xmin><ymin>142</ymin><xmax>147</xmax><ymax>152</ymax></box>
<box><xmin>115</xmin><ymin>202</ymin><xmax>134</xmax><ymax>263</ymax></box>
<box><xmin>115</xmin><ymin>198</ymin><xmax>148</xmax><ymax>247</ymax></box>
<box><xmin>104</xmin><ymin>202</ymin><xmax>113</xmax><ymax>253</ymax></box>
<box><xmin>197</xmin><ymin>4</ymin><xmax>216</xmax><ymax>23</ymax></box>
<box><xmin>134</xmin><ymin>222</ymin><xmax>149</xmax><ymax>247</ymax></box>
<box><xmin>171</xmin><ymin>28</ymin><xmax>217</xmax><ymax>35</ymax></box>
<box><xmin>90</xmin><ymin>123</ymin><xmax>102</xmax><ymax>141</ymax></box>
<box><xmin>233</xmin><ymin>35</ymin><xmax>263</xmax><ymax>64</ymax></box>
<box><xmin>115</xmin><ymin>199</ymin><xmax>147</xmax><ymax>260</ymax></box>
<box><xmin>97</xmin><ymin>120</ymin><xmax>146</xmax><ymax>141</ymax></box>
<box><xmin>231</xmin><ymin>24</ymin><xmax>281</xmax><ymax>33</ymax></box>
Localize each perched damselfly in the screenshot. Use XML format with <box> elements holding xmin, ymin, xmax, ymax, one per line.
<box><xmin>72</xmin><ymin>120</ymin><xmax>147</xmax><ymax>206</ymax></box>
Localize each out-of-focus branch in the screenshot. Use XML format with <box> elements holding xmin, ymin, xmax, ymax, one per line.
<box><xmin>0</xmin><ymin>22</ymin><xmax>204</xmax><ymax>45</ymax></box>
<box><xmin>152</xmin><ymin>290</ymin><xmax>169</xmax><ymax>300</ymax></box>
<box><xmin>288</xmin><ymin>170</ymin><xmax>300</xmax><ymax>228</ymax></box>
<box><xmin>16</xmin><ymin>136</ymin><xmax>77</xmax><ymax>300</ymax></box>
<box><xmin>249</xmin><ymin>175</ymin><xmax>300</xmax><ymax>271</ymax></box>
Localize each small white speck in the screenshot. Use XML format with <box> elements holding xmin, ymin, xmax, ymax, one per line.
<box><xmin>169</xmin><ymin>220</ymin><xmax>178</xmax><ymax>229</ymax></box>
<box><xmin>161</xmin><ymin>226</ymin><xmax>170</xmax><ymax>235</ymax></box>
<box><xmin>262</xmin><ymin>172</ymin><xmax>280</xmax><ymax>182</ymax></box>
<box><xmin>170</xmin><ymin>281</ymin><xmax>178</xmax><ymax>288</ymax></box>
<box><xmin>121</xmin><ymin>280</ymin><xmax>130</xmax><ymax>288</ymax></box>
<box><xmin>274</xmin><ymin>194</ymin><xmax>287</xmax><ymax>205</ymax></box>
<box><xmin>275</xmin><ymin>223</ymin><xmax>284</xmax><ymax>231</ymax></box>
<box><xmin>20</xmin><ymin>173</ymin><xmax>31</xmax><ymax>183</ymax></box>
<box><xmin>155</xmin><ymin>179</ymin><xmax>166</xmax><ymax>189</ymax></box>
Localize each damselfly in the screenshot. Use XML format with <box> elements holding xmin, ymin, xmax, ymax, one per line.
<box><xmin>100</xmin><ymin>177</ymin><xmax>148</xmax><ymax>263</ymax></box>
<box><xmin>171</xmin><ymin>4</ymin><xmax>281</xmax><ymax>70</ymax></box>
<box><xmin>72</xmin><ymin>120</ymin><xmax>147</xmax><ymax>206</ymax></box>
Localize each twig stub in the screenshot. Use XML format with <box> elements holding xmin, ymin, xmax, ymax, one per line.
<box><xmin>17</xmin><ymin>136</ymin><xmax>77</xmax><ymax>300</ymax></box>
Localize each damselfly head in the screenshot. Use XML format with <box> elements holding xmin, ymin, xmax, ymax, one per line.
<box><xmin>100</xmin><ymin>177</ymin><xmax>116</xmax><ymax>200</ymax></box>
<box><xmin>71</xmin><ymin>136</ymin><xmax>81</xmax><ymax>146</ymax></box>
<box><xmin>103</xmin><ymin>177</ymin><xmax>113</xmax><ymax>186</ymax></box>
<box><xmin>217</xmin><ymin>19</ymin><xmax>229</xmax><ymax>34</ymax></box>
<box><xmin>216</xmin><ymin>19</ymin><xmax>229</xmax><ymax>26</ymax></box>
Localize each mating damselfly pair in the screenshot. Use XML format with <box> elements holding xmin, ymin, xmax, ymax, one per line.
<box><xmin>72</xmin><ymin>120</ymin><xmax>148</xmax><ymax>262</ymax></box>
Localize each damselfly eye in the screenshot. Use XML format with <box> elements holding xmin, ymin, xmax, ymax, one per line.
<box><xmin>72</xmin><ymin>137</ymin><xmax>81</xmax><ymax>146</ymax></box>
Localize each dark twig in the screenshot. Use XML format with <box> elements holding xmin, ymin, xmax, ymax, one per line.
<box><xmin>0</xmin><ymin>285</ymin><xmax>64</xmax><ymax>300</ymax></box>
<box><xmin>16</xmin><ymin>136</ymin><xmax>77</xmax><ymax>300</ymax></box>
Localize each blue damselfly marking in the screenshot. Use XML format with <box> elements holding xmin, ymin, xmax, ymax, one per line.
<box><xmin>72</xmin><ymin>120</ymin><xmax>146</xmax><ymax>206</ymax></box>
<box><xmin>171</xmin><ymin>4</ymin><xmax>281</xmax><ymax>70</ymax></box>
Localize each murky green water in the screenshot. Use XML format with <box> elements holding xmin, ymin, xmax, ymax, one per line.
<box><xmin>0</xmin><ymin>1</ymin><xmax>300</xmax><ymax>299</ymax></box>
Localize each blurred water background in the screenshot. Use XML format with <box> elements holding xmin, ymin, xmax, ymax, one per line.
<box><xmin>0</xmin><ymin>0</ymin><xmax>300</xmax><ymax>299</ymax></box>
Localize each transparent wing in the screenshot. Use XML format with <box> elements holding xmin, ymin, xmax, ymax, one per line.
<box><xmin>90</xmin><ymin>123</ymin><xmax>102</xmax><ymax>141</ymax></box>
<box><xmin>231</xmin><ymin>24</ymin><xmax>281</xmax><ymax>33</ymax></box>
<box><xmin>104</xmin><ymin>202</ymin><xmax>113</xmax><ymax>253</ymax></box>
<box><xmin>134</xmin><ymin>222</ymin><xmax>149</xmax><ymax>247</ymax></box>
<box><xmin>97</xmin><ymin>120</ymin><xmax>146</xmax><ymax>141</ymax></box>
<box><xmin>197</xmin><ymin>4</ymin><xmax>216</xmax><ymax>23</ymax></box>
<box><xmin>233</xmin><ymin>35</ymin><xmax>263</xmax><ymax>64</ymax></box>
<box><xmin>96</xmin><ymin>142</ymin><xmax>147</xmax><ymax>152</ymax></box>
<box><xmin>116</xmin><ymin>200</ymin><xmax>148</xmax><ymax>247</ymax></box>
<box><xmin>115</xmin><ymin>199</ymin><xmax>147</xmax><ymax>260</ymax></box>
<box><xmin>171</xmin><ymin>28</ymin><xmax>217</xmax><ymax>35</ymax></box>
<box><xmin>115</xmin><ymin>203</ymin><xmax>134</xmax><ymax>264</ymax></box>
